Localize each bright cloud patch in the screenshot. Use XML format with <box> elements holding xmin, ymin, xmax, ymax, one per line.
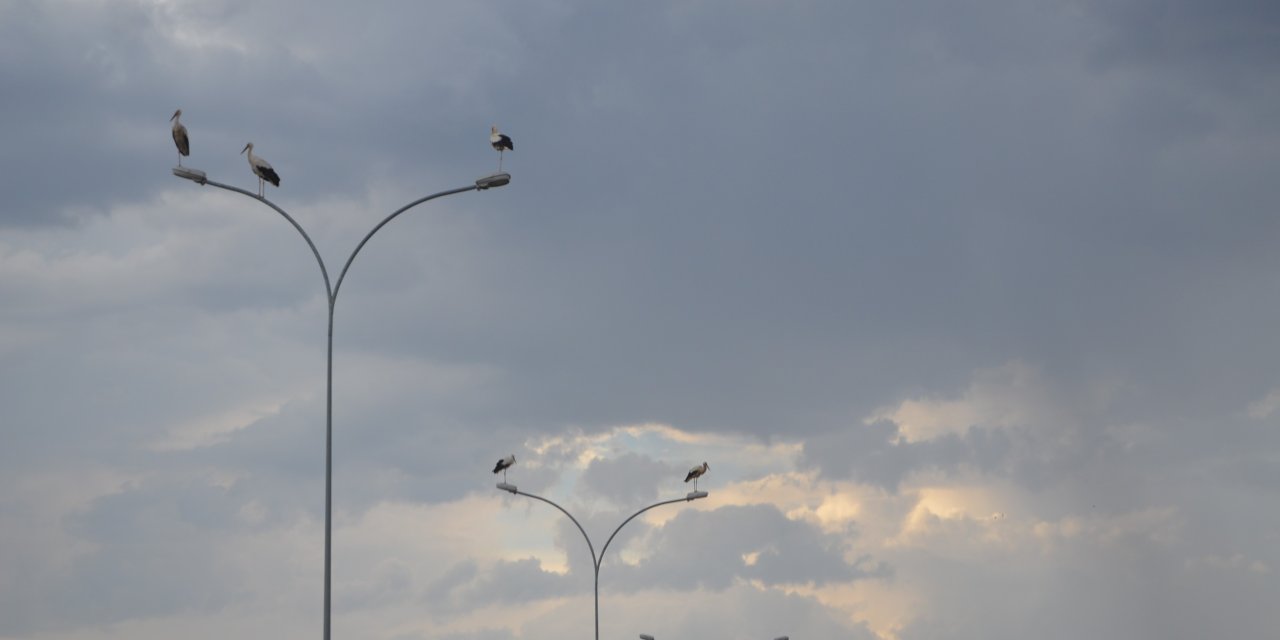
<box><xmin>867</xmin><ymin>362</ymin><xmax>1053</xmax><ymax>442</ymax></box>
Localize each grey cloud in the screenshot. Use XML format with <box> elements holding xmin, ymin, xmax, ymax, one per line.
<box><xmin>0</xmin><ymin>0</ymin><xmax>524</xmax><ymax>225</ymax></box>
<box><xmin>423</xmin><ymin>559</ymin><xmax>479</xmax><ymax>610</ymax></box>
<box><xmin>893</xmin><ymin>518</ymin><xmax>1280</xmax><ymax>640</ymax></box>
<box><xmin>448</xmin><ymin>557</ymin><xmax>575</xmax><ymax>610</ymax></box>
<box><xmin>1090</xmin><ymin>0</ymin><xmax>1280</xmax><ymax>77</ymax></box>
<box><xmin>6</xmin><ymin>1</ymin><xmax>1280</xmax><ymax>637</ymax></box>
<box><xmin>617</xmin><ymin>504</ymin><xmax>884</xmax><ymax>590</ymax></box>
<box><xmin>661</xmin><ymin>584</ymin><xmax>880</xmax><ymax>640</ymax></box>
<box><xmin>541</xmin><ymin>581</ymin><xmax>880</xmax><ymax>640</ymax></box>
<box><xmin>580</xmin><ymin>452</ymin><xmax>679</xmax><ymax>506</ymax></box>
<box><xmin>425</xmin><ymin>503</ymin><xmax>881</xmax><ymax>612</ymax></box>
<box><xmin>10</xmin><ymin>0</ymin><xmax>1276</xmax><ymax>442</ymax></box>
<box><xmin>336</xmin><ymin>558</ymin><xmax>415</xmax><ymax>613</ymax></box>
<box><xmin>0</xmin><ymin>479</ymin><xmax>252</xmax><ymax>635</ymax></box>
<box><xmin>435</xmin><ymin>630</ymin><xmax>516</xmax><ymax>640</ymax></box>
<box><xmin>802</xmin><ymin>420</ymin><xmax>1014</xmax><ymax>491</ymax></box>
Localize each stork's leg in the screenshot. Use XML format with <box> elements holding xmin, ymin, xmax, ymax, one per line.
<box><xmin>177</xmin><ymin>154</ymin><xmax>183</xmax><ymax>168</ymax></box>
<box><xmin>498</xmin><ymin>150</ymin><xmax>503</xmax><ymax>172</ymax></box>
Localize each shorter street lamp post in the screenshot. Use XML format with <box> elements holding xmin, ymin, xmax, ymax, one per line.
<box><xmin>497</xmin><ymin>481</ymin><xmax>708</xmax><ymax>640</ymax></box>
<box><xmin>637</xmin><ymin>634</ymin><xmax>783</xmax><ymax>640</ymax></box>
<box><xmin>640</xmin><ymin>636</ymin><xmax>788</xmax><ymax>640</ymax></box>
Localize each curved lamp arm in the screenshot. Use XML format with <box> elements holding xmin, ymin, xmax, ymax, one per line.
<box><xmin>509</xmin><ymin>489</ymin><xmax>598</xmax><ymax>571</ymax></box>
<box><xmin>181</xmin><ymin>175</ymin><xmax>333</xmax><ymax>299</ymax></box>
<box><xmin>497</xmin><ymin>483</ymin><xmax>708</xmax><ymax>640</ymax></box>
<box><xmin>173</xmin><ymin>168</ymin><xmax>510</xmax><ymax>304</ymax></box>
<box><xmin>597</xmin><ymin>496</ymin><xmax>691</xmax><ymax>569</ymax></box>
<box><xmin>333</xmin><ymin>184</ymin><xmax>478</xmax><ymax>301</ymax></box>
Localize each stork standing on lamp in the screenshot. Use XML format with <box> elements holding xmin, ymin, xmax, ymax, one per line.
<box><xmin>493</xmin><ymin>454</ymin><xmax>516</xmax><ymax>483</ymax></box>
<box><xmin>241</xmin><ymin>142</ymin><xmax>281</xmax><ymax>198</ymax></box>
<box><xmin>170</xmin><ymin>109</ymin><xmax>190</xmax><ymax>167</ymax></box>
<box><xmin>490</xmin><ymin>125</ymin><xmax>513</xmax><ymax>171</ymax></box>
<box><xmin>684</xmin><ymin>461</ymin><xmax>709</xmax><ymax>491</ymax></box>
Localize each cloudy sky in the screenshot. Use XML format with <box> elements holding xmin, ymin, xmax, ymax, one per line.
<box><xmin>3</xmin><ymin>1</ymin><xmax>1280</xmax><ymax>638</ymax></box>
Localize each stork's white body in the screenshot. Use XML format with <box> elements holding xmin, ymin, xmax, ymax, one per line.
<box><xmin>241</xmin><ymin>142</ymin><xmax>281</xmax><ymax>197</ymax></box>
<box><xmin>493</xmin><ymin>454</ymin><xmax>515</xmax><ymax>474</ymax></box>
<box><xmin>490</xmin><ymin>125</ymin><xmax>513</xmax><ymax>171</ymax></box>
<box><xmin>684</xmin><ymin>461</ymin><xmax>709</xmax><ymax>490</ymax></box>
<box><xmin>493</xmin><ymin>454</ymin><xmax>516</xmax><ymax>481</ymax></box>
<box><xmin>170</xmin><ymin>109</ymin><xmax>189</xmax><ymax>166</ymax></box>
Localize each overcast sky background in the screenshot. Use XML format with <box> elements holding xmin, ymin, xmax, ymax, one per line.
<box><xmin>2</xmin><ymin>1</ymin><xmax>1279</xmax><ymax>638</ymax></box>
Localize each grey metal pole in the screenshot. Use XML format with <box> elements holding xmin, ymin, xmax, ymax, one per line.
<box><xmin>498</xmin><ymin>484</ymin><xmax>708</xmax><ymax>640</ymax></box>
<box><xmin>174</xmin><ymin>169</ymin><xmax>509</xmax><ymax>640</ymax></box>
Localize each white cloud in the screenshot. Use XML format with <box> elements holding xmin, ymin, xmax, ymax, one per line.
<box><xmin>866</xmin><ymin>361</ymin><xmax>1055</xmax><ymax>443</ymax></box>
<box><xmin>148</xmin><ymin>395</ymin><xmax>291</xmax><ymax>451</ymax></box>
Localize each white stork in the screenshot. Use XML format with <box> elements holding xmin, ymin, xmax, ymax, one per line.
<box><xmin>490</xmin><ymin>125</ymin><xmax>513</xmax><ymax>171</ymax></box>
<box><xmin>240</xmin><ymin>142</ymin><xmax>281</xmax><ymax>197</ymax></box>
<box><xmin>170</xmin><ymin>109</ymin><xmax>190</xmax><ymax>167</ymax></box>
<box><xmin>492</xmin><ymin>454</ymin><xmax>516</xmax><ymax>482</ymax></box>
<box><xmin>684</xmin><ymin>461</ymin><xmax>709</xmax><ymax>491</ymax></box>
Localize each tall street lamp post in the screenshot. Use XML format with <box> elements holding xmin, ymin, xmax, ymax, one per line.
<box><xmin>173</xmin><ymin>165</ymin><xmax>510</xmax><ymax>640</ymax></box>
<box><xmin>497</xmin><ymin>479</ymin><xmax>708</xmax><ymax>640</ymax></box>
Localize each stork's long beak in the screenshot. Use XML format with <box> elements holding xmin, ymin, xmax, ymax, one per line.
<box><xmin>241</xmin><ymin>143</ymin><xmax>251</xmax><ymax>154</ymax></box>
<box><xmin>171</xmin><ymin>110</ymin><xmax>180</xmax><ymax>121</ymax></box>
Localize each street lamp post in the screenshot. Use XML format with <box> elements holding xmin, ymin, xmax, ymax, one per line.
<box><xmin>640</xmin><ymin>636</ymin><xmax>788</xmax><ymax>640</ymax></box>
<box><xmin>497</xmin><ymin>481</ymin><xmax>708</xmax><ymax>640</ymax></box>
<box><xmin>173</xmin><ymin>166</ymin><xmax>510</xmax><ymax>640</ymax></box>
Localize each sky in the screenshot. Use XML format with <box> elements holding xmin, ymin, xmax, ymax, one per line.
<box><xmin>2</xmin><ymin>0</ymin><xmax>1279</xmax><ymax>638</ymax></box>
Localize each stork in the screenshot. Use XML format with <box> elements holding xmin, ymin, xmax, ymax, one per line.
<box><xmin>492</xmin><ymin>454</ymin><xmax>516</xmax><ymax>482</ymax></box>
<box><xmin>684</xmin><ymin>461</ymin><xmax>709</xmax><ymax>491</ymax></box>
<box><xmin>240</xmin><ymin>142</ymin><xmax>281</xmax><ymax>198</ymax></box>
<box><xmin>489</xmin><ymin>125</ymin><xmax>513</xmax><ymax>171</ymax></box>
<box><xmin>170</xmin><ymin>109</ymin><xmax>190</xmax><ymax>167</ymax></box>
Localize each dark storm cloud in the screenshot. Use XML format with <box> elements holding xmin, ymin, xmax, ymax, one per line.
<box><xmin>10</xmin><ymin>0</ymin><xmax>1280</xmax><ymax>442</ymax></box>
<box><xmin>0</xmin><ymin>1</ymin><xmax>165</xmax><ymax>226</ymax></box>
<box><xmin>1091</xmin><ymin>0</ymin><xmax>1280</xmax><ymax>76</ymax></box>
<box><xmin>0</xmin><ymin>0</ymin><xmax>523</xmax><ymax>226</ymax></box>
<box><xmin>294</xmin><ymin>0</ymin><xmax>1280</xmax><ymax>440</ymax></box>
